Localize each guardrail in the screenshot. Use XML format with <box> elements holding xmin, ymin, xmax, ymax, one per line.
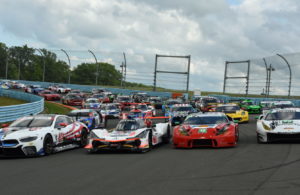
<box><xmin>0</xmin><ymin>89</ymin><xmax>44</xmax><ymax>123</ymax></box>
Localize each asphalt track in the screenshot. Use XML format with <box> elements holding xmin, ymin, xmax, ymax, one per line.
<box><xmin>1</xmin><ymin>115</ymin><xmax>300</xmax><ymax>195</ymax></box>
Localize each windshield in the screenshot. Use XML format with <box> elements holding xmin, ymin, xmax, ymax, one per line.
<box><xmin>86</xmin><ymin>99</ymin><xmax>99</xmax><ymax>103</ymax></box>
<box><xmin>204</xmin><ymin>99</ymin><xmax>218</xmax><ymax>104</ymax></box>
<box><xmin>68</xmin><ymin>112</ymin><xmax>91</xmax><ymax>117</ymax></box>
<box><xmin>68</xmin><ymin>95</ymin><xmax>82</xmax><ymax>100</ymax></box>
<box><xmin>119</xmin><ymin>97</ymin><xmax>130</xmax><ymax>101</ymax></box>
<box><xmin>184</xmin><ymin>116</ymin><xmax>228</xmax><ymax>125</ymax></box>
<box><xmin>171</xmin><ymin>106</ymin><xmax>193</xmax><ymax>112</ymax></box>
<box><xmin>265</xmin><ymin>111</ymin><xmax>300</xmax><ymax>120</ymax></box>
<box><xmin>216</xmin><ymin>106</ymin><xmax>240</xmax><ymax>113</ymax></box>
<box><xmin>10</xmin><ymin>117</ymin><xmax>53</xmax><ymax>128</ymax></box>
<box><xmin>273</xmin><ymin>104</ymin><xmax>294</xmax><ymax>108</ymax></box>
<box><xmin>116</xmin><ymin>120</ymin><xmax>139</xmax><ymax>131</ymax></box>
<box><xmin>243</xmin><ymin>102</ymin><xmax>253</xmax><ymax>105</ymax></box>
<box><xmin>93</xmin><ymin>94</ymin><xmax>104</xmax><ymax>98</ymax></box>
<box><xmin>137</xmin><ymin>105</ymin><xmax>147</xmax><ymax>110</ymax></box>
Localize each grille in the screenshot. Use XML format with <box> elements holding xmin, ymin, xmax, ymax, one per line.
<box><xmin>192</xmin><ymin>139</ymin><xmax>213</xmax><ymax>147</ymax></box>
<box><xmin>2</xmin><ymin>146</ymin><xmax>24</xmax><ymax>155</ymax></box>
<box><xmin>267</xmin><ymin>133</ymin><xmax>300</xmax><ymax>142</ymax></box>
<box><xmin>233</xmin><ymin>117</ymin><xmax>242</xmax><ymax>121</ymax></box>
<box><xmin>3</xmin><ymin>139</ymin><xmax>19</xmax><ymax>145</ymax></box>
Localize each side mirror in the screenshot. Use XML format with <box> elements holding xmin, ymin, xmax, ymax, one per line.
<box><xmin>1</xmin><ymin>123</ymin><xmax>9</xmax><ymax>128</ymax></box>
<box><xmin>256</xmin><ymin>115</ymin><xmax>264</xmax><ymax>120</ymax></box>
<box><xmin>59</xmin><ymin>122</ymin><xmax>67</xmax><ymax>127</ymax></box>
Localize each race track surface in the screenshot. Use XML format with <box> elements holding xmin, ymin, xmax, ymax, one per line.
<box><xmin>1</xmin><ymin>115</ymin><xmax>300</xmax><ymax>195</ymax></box>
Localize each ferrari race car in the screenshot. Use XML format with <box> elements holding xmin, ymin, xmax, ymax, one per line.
<box><xmin>62</xmin><ymin>94</ymin><xmax>84</xmax><ymax>106</ymax></box>
<box><xmin>166</xmin><ymin>104</ymin><xmax>197</xmax><ymax>126</ymax></box>
<box><xmin>85</xmin><ymin>118</ymin><xmax>170</xmax><ymax>153</ymax></box>
<box><xmin>0</xmin><ymin>115</ymin><xmax>89</xmax><ymax>156</ymax></box>
<box><xmin>256</xmin><ymin>108</ymin><xmax>300</xmax><ymax>143</ymax></box>
<box><xmin>82</xmin><ymin>98</ymin><xmax>102</xmax><ymax>109</ymax></box>
<box><xmin>240</xmin><ymin>100</ymin><xmax>261</xmax><ymax>114</ymax></box>
<box><xmin>68</xmin><ymin>109</ymin><xmax>103</xmax><ymax>130</ymax></box>
<box><xmin>173</xmin><ymin>112</ymin><xmax>239</xmax><ymax>148</ymax></box>
<box><xmin>38</xmin><ymin>90</ymin><xmax>61</xmax><ymax>101</ymax></box>
<box><xmin>215</xmin><ymin>104</ymin><xmax>249</xmax><ymax>123</ymax></box>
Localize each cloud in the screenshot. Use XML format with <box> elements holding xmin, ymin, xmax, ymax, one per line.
<box><xmin>1</xmin><ymin>0</ymin><xmax>300</xmax><ymax>94</ymax></box>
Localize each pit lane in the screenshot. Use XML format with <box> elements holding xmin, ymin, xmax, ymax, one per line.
<box><xmin>1</xmin><ymin>115</ymin><xmax>300</xmax><ymax>194</ymax></box>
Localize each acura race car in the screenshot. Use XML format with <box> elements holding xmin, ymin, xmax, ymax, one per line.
<box><xmin>85</xmin><ymin>118</ymin><xmax>170</xmax><ymax>153</ymax></box>
<box><xmin>0</xmin><ymin>115</ymin><xmax>89</xmax><ymax>156</ymax></box>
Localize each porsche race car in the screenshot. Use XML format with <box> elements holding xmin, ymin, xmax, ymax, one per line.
<box><xmin>0</xmin><ymin>115</ymin><xmax>89</xmax><ymax>156</ymax></box>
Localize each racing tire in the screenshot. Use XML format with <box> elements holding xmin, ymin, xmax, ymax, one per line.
<box><xmin>79</xmin><ymin>129</ymin><xmax>88</xmax><ymax>147</ymax></box>
<box><xmin>257</xmin><ymin>133</ymin><xmax>265</xmax><ymax>144</ymax></box>
<box><xmin>162</xmin><ymin>125</ymin><xmax>171</xmax><ymax>144</ymax></box>
<box><xmin>43</xmin><ymin>135</ymin><xmax>54</xmax><ymax>156</ymax></box>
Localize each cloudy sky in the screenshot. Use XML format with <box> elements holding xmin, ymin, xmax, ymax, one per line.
<box><xmin>1</xmin><ymin>0</ymin><xmax>300</xmax><ymax>94</ymax></box>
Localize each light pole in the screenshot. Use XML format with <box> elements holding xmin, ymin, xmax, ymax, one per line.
<box><xmin>88</xmin><ymin>50</ymin><xmax>99</xmax><ymax>85</ymax></box>
<box><xmin>61</xmin><ymin>49</ymin><xmax>71</xmax><ymax>84</ymax></box>
<box><xmin>277</xmin><ymin>54</ymin><xmax>292</xmax><ymax>97</ymax></box>
<box><xmin>35</xmin><ymin>49</ymin><xmax>45</xmax><ymax>82</ymax></box>
<box><xmin>267</xmin><ymin>64</ymin><xmax>275</xmax><ymax>97</ymax></box>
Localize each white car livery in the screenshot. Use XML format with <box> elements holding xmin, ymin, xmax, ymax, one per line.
<box><xmin>85</xmin><ymin>118</ymin><xmax>170</xmax><ymax>153</ymax></box>
<box><xmin>0</xmin><ymin>115</ymin><xmax>89</xmax><ymax>156</ymax></box>
<box><xmin>257</xmin><ymin>108</ymin><xmax>300</xmax><ymax>143</ymax></box>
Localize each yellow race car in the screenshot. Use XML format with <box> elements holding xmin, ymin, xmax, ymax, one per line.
<box><xmin>215</xmin><ymin>104</ymin><xmax>249</xmax><ymax>123</ymax></box>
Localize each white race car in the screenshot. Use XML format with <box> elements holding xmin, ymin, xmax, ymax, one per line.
<box><xmin>257</xmin><ymin>108</ymin><xmax>300</xmax><ymax>143</ymax></box>
<box><xmin>85</xmin><ymin>118</ymin><xmax>170</xmax><ymax>153</ymax></box>
<box><xmin>0</xmin><ymin>115</ymin><xmax>89</xmax><ymax>156</ymax></box>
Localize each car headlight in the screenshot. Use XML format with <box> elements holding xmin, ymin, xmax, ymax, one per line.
<box><xmin>262</xmin><ymin>122</ymin><xmax>271</xmax><ymax>131</ymax></box>
<box><xmin>20</xmin><ymin>136</ymin><xmax>38</xmax><ymax>142</ymax></box>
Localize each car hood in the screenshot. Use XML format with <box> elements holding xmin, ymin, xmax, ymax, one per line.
<box><xmin>0</xmin><ymin>127</ymin><xmax>49</xmax><ymax>140</ymax></box>
<box><xmin>263</xmin><ymin>120</ymin><xmax>300</xmax><ymax>132</ymax></box>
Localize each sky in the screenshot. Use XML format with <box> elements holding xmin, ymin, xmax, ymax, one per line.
<box><xmin>1</xmin><ymin>0</ymin><xmax>300</xmax><ymax>95</ymax></box>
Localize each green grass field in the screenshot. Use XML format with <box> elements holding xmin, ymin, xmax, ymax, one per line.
<box><xmin>0</xmin><ymin>96</ymin><xmax>27</xmax><ymax>106</ymax></box>
<box><xmin>43</xmin><ymin>102</ymin><xmax>72</xmax><ymax>115</ymax></box>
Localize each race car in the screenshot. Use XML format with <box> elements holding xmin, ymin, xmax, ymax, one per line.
<box><xmin>55</xmin><ymin>85</ymin><xmax>71</xmax><ymax>93</ymax></box>
<box><xmin>82</xmin><ymin>98</ymin><xmax>102</xmax><ymax>109</ymax></box>
<box><xmin>166</xmin><ymin>104</ymin><xmax>198</xmax><ymax>126</ymax></box>
<box><xmin>135</xmin><ymin>103</ymin><xmax>156</xmax><ymax>117</ymax></box>
<box><xmin>122</xmin><ymin>107</ymin><xmax>153</xmax><ymax>119</ymax></box>
<box><xmin>197</xmin><ymin>97</ymin><xmax>220</xmax><ymax>112</ymax></box>
<box><xmin>161</xmin><ymin>99</ymin><xmax>183</xmax><ymax>114</ymax></box>
<box><xmin>256</xmin><ymin>108</ymin><xmax>300</xmax><ymax>143</ymax></box>
<box><xmin>148</xmin><ymin>96</ymin><xmax>163</xmax><ymax>109</ymax></box>
<box><xmin>85</xmin><ymin>118</ymin><xmax>170</xmax><ymax>153</ymax></box>
<box><xmin>68</xmin><ymin>90</ymin><xmax>85</xmax><ymax>98</ymax></box>
<box><xmin>0</xmin><ymin>115</ymin><xmax>89</xmax><ymax>156</ymax></box>
<box><xmin>68</xmin><ymin>109</ymin><xmax>103</xmax><ymax>130</ymax></box>
<box><xmin>173</xmin><ymin>112</ymin><xmax>239</xmax><ymax>148</ymax></box>
<box><xmin>240</xmin><ymin>100</ymin><xmax>261</xmax><ymax>114</ymax></box>
<box><xmin>272</xmin><ymin>101</ymin><xmax>294</xmax><ymax>109</ymax></box>
<box><xmin>91</xmin><ymin>94</ymin><xmax>110</xmax><ymax>103</ymax></box>
<box><xmin>38</xmin><ymin>90</ymin><xmax>61</xmax><ymax>101</ymax></box>
<box><xmin>99</xmin><ymin>103</ymin><xmax>121</xmax><ymax>119</ymax></box>
<box><xmin>215</xmin><ymin>104</ymin><xmax>249</xmax><ymax>123</ymax></box>
<box><xmin>115</xmin><ymin>95</ymin><xmax>132</xmax><ymax>110</ymax></box>
<box><xmin>25</xmin><ymin>85</ymin><xmax>44</xmax><ymax>94</ymax></box>
<box><xmin>62</xmin><ymin>94</ymin><xmax>84</xmax><ymax>106</ymax></box>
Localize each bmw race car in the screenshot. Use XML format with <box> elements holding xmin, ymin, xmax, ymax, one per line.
<box><xmin>85</xmin><ymin>118</ymin><xmax>170</xmax><ymax>153</ymax></box>
<box><xmin>82</xmin><ymin>98</ymin><xmax>102</xmax><ymax>109</ymax></box>
<box><xmin>166</xmin><ymin>104</ymin><xmax>197</xmax><ymax>126</ymax></box>
<box><xmin>68</xmin><ymin>109</ymin><xmax>103</xmax><ymax>130</ymax></box>
<box><xmin>0</xmin><ymin>115</ymin><xmax>89</xmax><ymax>156</ymax></box>
<box><xmin>173</xmin><ymin>112</ymin><xmax>239</xmax><ymax>148</ymax></box>
<box><xmin>215</xmin><ymin>104</ymin><xmax>249</xmax><ymax>123</ymax></box>
<box><xmin>256</xmin><ymin>108</ymin><xmax>300</xmax><ymax>143</ymax></box>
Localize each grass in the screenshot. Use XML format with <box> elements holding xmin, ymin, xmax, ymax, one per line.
<box><xmin>0</xmin><ymin>96</ymin><xmax>27</xmax><ymax>106</ymax></box>
<box><xmin>43</xmin><ymin>101</ymin><xmax>72</xmax><ymax>115</ymax></box>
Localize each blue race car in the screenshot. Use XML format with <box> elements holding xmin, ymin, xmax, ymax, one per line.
<box><xmin>68</xmin><ymin>109</ymin><xmax>103</xmax><ymax>130</ymax></box>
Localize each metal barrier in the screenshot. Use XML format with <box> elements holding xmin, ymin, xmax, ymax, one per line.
<box><xmin>0</xmin><ymin>89</ymin><xmax>44</xmax><ymax>123</ymax></box>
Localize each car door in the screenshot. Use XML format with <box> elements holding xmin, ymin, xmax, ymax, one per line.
<box><xmin>54</xmin><ymin>116</ymin><xmax>74</xmax><ymax>144</ymax></box>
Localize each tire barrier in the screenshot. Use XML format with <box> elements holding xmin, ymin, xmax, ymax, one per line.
<box><xmin>0</xmin><ymin>89</ymin><xmax>44</xmax><ymax>123</ymax></box>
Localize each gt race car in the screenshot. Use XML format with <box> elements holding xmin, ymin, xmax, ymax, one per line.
<box><xmin>256</xmin><ymin>108</ymin><xmax>300</xmax><ymax>143</ymax></box>
<box><xmin>215</xmin><ymin>104</ymin><xmax>249</xmax><ymax>123</ymax></box>
<box><xmin>85</xmin><ymin>118</ymin><xmax>170</xmax><ymax>153</ymax></box>
<box><xmin>197</xmin><ymin>97</ymin><xmax>220</xmax><ymax>112</ymax></box>
<box><xmin>38</xmin><ymin>90</ymin><xmax>61</xmax><ymax>101</ymax></box>
<box><xmin>62</xmin><ymin>94</ymin><xmax>84</xmax><ymax>106</ymax></box>
<box><xmin>100</xmin><ymin>103</ymin><xmax>120</xmax><ymax>119</ymax></box>
<box><xmin>68</xmin><ymin>109</ymin><xmax>103</xmax><ymax>130</ymax></box>
<box><xmin>166</xmin><ymin>104</ymin><xmax>198</xmax><ymax>126</ymax></box>
<box><xmin>240</xmin><ymin>100</ymin><xmax>261</xmax><ymax>114</ymax></box>
<box><xmin>173</xmin><ymin>112</ymin><xmax>239</xmax><ymax>148</ymax></box>
<box><xmin>82</xmin><ymin>98</ymin><xmax>102</xmax><ymax>109</ymax></box>
<box><xmin>161</xmin><ymin>99</ymin><xmax>183</xmax><ymax>114</ymax></box>
<box><xmin>0</xmin><ymin>115</ymin><xmax>88</xmax><ymax>156</ymax></box>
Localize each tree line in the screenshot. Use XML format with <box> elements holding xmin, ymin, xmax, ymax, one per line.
<box><xmin>0</xmin><ymin>43</ymin><xmax>148</xmax><ymax>88</ymax></box>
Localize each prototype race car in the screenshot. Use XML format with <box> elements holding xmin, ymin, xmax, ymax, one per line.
<box><xmin>0</xmin><ymin>115</ymin><xmax>88</xmax><ymax>156</ymax></box>
<box><xmin>256</xmin><ymin>108</ymin><xmax>300</xmax><ymax>143</ymax></box>
<box><xmin>68</xmin><ymin>109</ymin><xmax>103</xmax><ymax>130</ymax></box>
<box><xmin>215</xmin><ymin>104</ymin><xmax>249</xmax><ymax>123</ymax></box>
<box><xmin>240</xmin><ymin>100</ymin><xmax>261</xmax><ymax>114</ymax></box>
<box><xmin>173</xmin><ymin>112</ymin><xmax>239</xmax><ymax>148</ymax></box>
<box><xmin>85</xmin><ymin>118</ymin><xmax>170</xmax><ymax>153</ymax></box>
<box><xmin>38</xmin><ymin>90</ymin><xmax>61</xmax><ymax>101</ymax></box>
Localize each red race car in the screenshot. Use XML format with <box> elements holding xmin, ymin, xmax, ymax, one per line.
<box><xmin>38</xmin><ymin>90</ymin><xmax>61</xmax><ymax>101</ymax></box>
<box><xmin>62</xmin><ymin>94</ymin><xmax>83</xmax><ymax>106</ymax></box>
<box><xmin>173</xmin><ymin>112</ymin><xmax>239</xmax><ymax>148</ymax></box>
<box><xmin>91</xmin><ymin>93</ymin><xmax>110</xmax><ymax>103</ymax></box>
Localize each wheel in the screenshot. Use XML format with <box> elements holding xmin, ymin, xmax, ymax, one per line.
<box><xmin>162</xmin><ymin>125</ymin><xmax>171</xmax><ymax>144</ymax></box>
<box><xmin>79</xmin><ymin>129</ymin><xmax>88</xmax><ymax>147</ymax></box>
<box><xmin>43</xmin><ymin>135</ymin><xmax>54</xmax><ymax>155</ymax></box>
<box><xmin>257</xmin><ymin>133</ymin><xmax>264</xmax><ymax>144</ymax></box>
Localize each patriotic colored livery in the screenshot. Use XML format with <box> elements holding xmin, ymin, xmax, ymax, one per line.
<box><xmin>0</xmin><ymin>115</ymin><xmax>88</xmax><ymax>156</ymax></box>
<box><xmin>173</xmin><ymin>112</ymin><xmax>239</xmax><ymax>148</ymax></box>
<box><xmin>86</xmin><ymin>118</ymin><xmax>170</xmax><ymax>153</ymax></box>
